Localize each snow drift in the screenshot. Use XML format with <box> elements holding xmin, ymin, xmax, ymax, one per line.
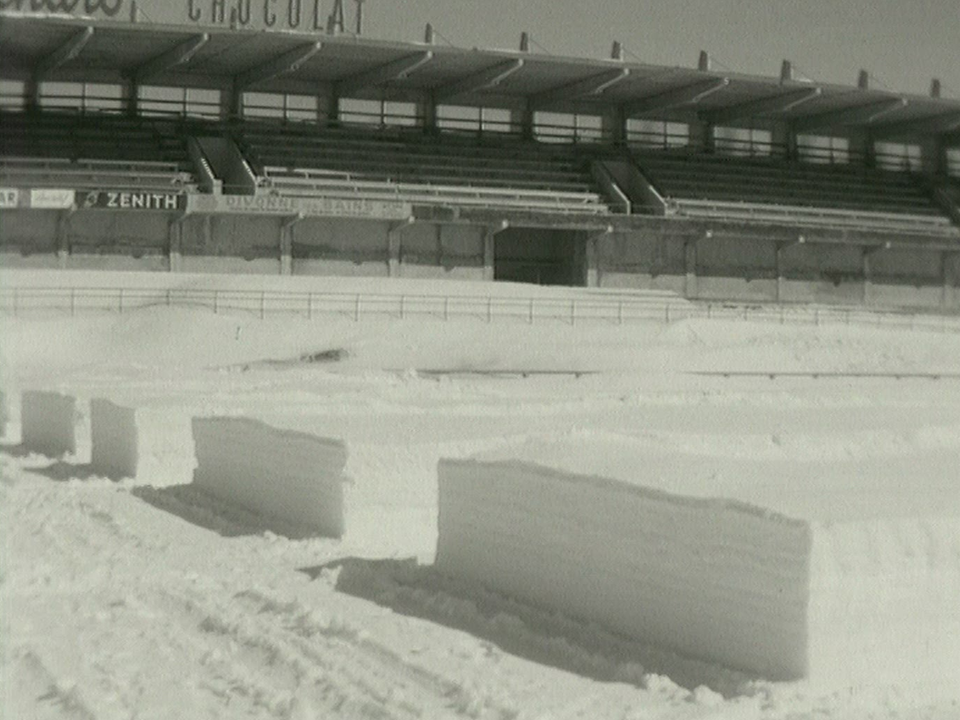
<box><xmin>437</xmin><ymin>458</ymin><xmax>960</xmax><ymax>687</ymax></box>
<box><xmin>20</xmin><ymin>391</ymin><xmax>76</xmax><ymax>457</ymax></box>
<box><xmin>90</xmin><ymin>398</ymin><xmax>138</xmax><ymax>480</ymax></box>
<box><xmin>191</xmin><ymin>417</ymin><xmax>347</xmax><ymax>538</ymax></box>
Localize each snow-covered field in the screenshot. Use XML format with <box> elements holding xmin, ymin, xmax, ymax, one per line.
<box><xmin>2</xmin><ymin>273</ymin><xmax>959</xmax><ymax>720</ymax></box>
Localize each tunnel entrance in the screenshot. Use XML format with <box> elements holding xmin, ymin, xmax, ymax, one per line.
<box><xmin>493</xmin><ymin>227</ymin><xmax>587</xmax><ymax>286</ymax></box>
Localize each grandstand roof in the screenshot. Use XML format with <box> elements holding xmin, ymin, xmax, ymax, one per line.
<box><xmin>1</xmin><ymin>13</ymin><xmax>959</xmax><ymax>138</ymax></box>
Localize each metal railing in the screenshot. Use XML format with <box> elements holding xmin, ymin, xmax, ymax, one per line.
<box><xmin>1</xmin><ymin>285</ymin><xmax>957</xmax><ymax>333</ymax></box>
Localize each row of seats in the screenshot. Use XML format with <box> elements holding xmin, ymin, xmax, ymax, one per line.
<box><xmin>238</xmin><ymin>122</ymin><xmax>611</xmax><ymax>214</ymax></box>
<box><xmin>0</xmin><ymin>111</ymin><xmax>197</xmax><ymax>192</ymax></box>
<box><xmin>635</xmin><ymin>150</ymin><xmax>954</xmax><ymax>234</ymax></box>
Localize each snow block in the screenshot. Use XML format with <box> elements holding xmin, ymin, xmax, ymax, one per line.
<box><xmin>436</xmin><ymin>459</ymin><xmax>813</xmax><ymax>680</ymax></box>
<box><xmin>192</xmin><ymin>417</ymin><xmax>347</xmax><ymax>538</ymax></box>
<box><xmin>20</xmin><ymin>391</ymin><xmax>76</xmax><ymax>457</ymax></box>
<box><xmin>90</xmin><ymin>398</ymin><xmax>138</xmax><ymax>480</ymax></box>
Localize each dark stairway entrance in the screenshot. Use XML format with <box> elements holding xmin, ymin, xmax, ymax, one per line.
<box><xmin>493</xmin><ymin>227</ymin><xmax>587</xmax><ymax>286</ymax></box>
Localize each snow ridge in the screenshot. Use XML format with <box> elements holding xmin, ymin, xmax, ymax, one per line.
<box><xmin>437</xmin><ymin>458</ymin><xmax>813</xmax><ymax>680</ymax></box>
<box><xmin>20</xmin><ymin>391</ymin><xmax>76</xmax><ymax>458</ymax></box>
<box><xmin>192</xmin><ymin>416</ymin><xmax>347</xmax><ymax>538</ymax></box>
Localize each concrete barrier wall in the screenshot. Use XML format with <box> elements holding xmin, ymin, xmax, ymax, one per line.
<box><xmin>437</xmin><ymin>459</ymin><xmax>812</xmax><ymax>679</ymax></box>
<box><xmin>21</xmin><ymin>391</ymin><xmax>76</xmax><ymax>457</ymax></box>
<box><xmin>192</xmin><ymin>417</ymin><xmax>347</xmax><ymax>538</ymax></box>
<box><xmin>90</xmin><ymin>398</ymin><xmax>138</xmax><ymax>480</ymax></box>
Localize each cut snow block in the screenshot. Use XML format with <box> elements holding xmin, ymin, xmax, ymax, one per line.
<box><xmin>21</xmin><ymin>391</ymin><xmax>77</xmax><ymax>458</ymax></box>
<box><xmin>437</xmin><ymin>459</ymin><xmax>813</xmax><ymax>680</ymax></box>
<box><xmin>192</xmin><ymin>417</ymin><xmax>347</xmax><ymax>538</ymax></box>
<box><xmin>90</xmin><ymin>398</ymin><xmax>138</xmax><ymax>480</ymax></box>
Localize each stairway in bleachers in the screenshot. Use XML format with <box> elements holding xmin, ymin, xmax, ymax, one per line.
<box><xmin>0</xmin><ymin>111</ymin><xmax>198</xmax><ymax>193</ymax></box>
<box><xmin>635</xmin><ymin>150</ymin><xmax>957</xmax><ymax>236</ymax></box>
<box><xmin>238</xmin><ymin>122</ymin><xmax>612</xmax><ymax>215</ymax></box>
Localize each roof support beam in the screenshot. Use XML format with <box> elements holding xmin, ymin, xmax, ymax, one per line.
<box><xmin>624</xmin><ymin>77</ymin><xmax>730</xmax><ymax>117</ymax></box>
<box><xmin>871</xmin><ymin>110</ymin><xmax>960</xmax><ymax>138</ymax></box>
<box><xmin>34</xmin><ymin>26</ymin><xmax>94</xmax><ymax>78</ymax></box>
<box><xmin>531</xmin><ymin>67</ymin><xmax>630</xmax><ymax>109</ymax></box>
<box><xmin>700</xmin><ymin>87</ymin><xmax>822</xmax><ymax>125</ymax></box>
<box><xmin>235</xmin><ymin>41</ymin><xmax>323</xmax><ymax>89</ymax></box>
<box><xmin>336</xmin><ymin>51</ymin><xmax>433</xmax><ymax>96</ymax></box>
<box><xmin>792</xmin><ymin>97</ymin><xmax>907</xmax><ymax>133</ymax></box>
<box><xmin>432</xmin><ymin>58</ymin><xmax>524</xmax><ymax>103</ymax></box>
<box><xmin>132</xmin><ymin>33</ymin><xmax>209</xmax><ymax>83</ymax></box>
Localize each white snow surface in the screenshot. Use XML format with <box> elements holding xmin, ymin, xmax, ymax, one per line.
<box><xmin>2</xmin><ymin>271</ymin><xmax>960</xmax><ymax>720</ymax></box>
<box><xmin>192</xmin><ymin>416</ymin><xmax>347</xmax><ymax>538</ymax></box>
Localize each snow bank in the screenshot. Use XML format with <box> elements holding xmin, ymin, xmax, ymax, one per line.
<box><xmin>191</xmin><ymin>417</ymin><xmax>347</xmax><ymax>538</ymax></box>
<box><xmin>90</xmin><ymin>398</ymin><xmax>138</xmax><ymax>480</ymax></box>
<box><xmin>437</xmin><ymin>458</ymin><xmax>960</xmax><ymax>688</ymax></box>
<box><xmin>20</xmin><ymin>391</ymin><xmax>76</xmax><ymax>457</ymax></box>
<box><xmin>436</xmin><ymin>459</ymin><xmax>812</xmax><ymax>680</ymax></box>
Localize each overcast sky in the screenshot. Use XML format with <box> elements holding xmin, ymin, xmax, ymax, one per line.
<box><xmin>357</xmin><ymin>0</ymin><xmax>959</xmax><ymax>98</ymax></box>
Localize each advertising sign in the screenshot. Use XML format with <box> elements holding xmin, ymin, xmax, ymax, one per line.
<box><xmin>30</xmin><ymin>188</ymin><xmax>75</xmax><ymax>209</ymax></box>
<box><xmin>0</xmin><ymin>188</ymin><xmax>19</xmax><ymax>209</ymax></box>
<box><xmin>188</xmin><ymin>193</ymin><xmax>412</xmax><ymax>220</ymax></box>
<box><xmin>77</xmin><ymin>190</ymin><xmax>185</xmax><ymax>211</ymax></box>
<box><xmin>0</xmin><ymin>0</ymin><xmax>327</xmax><ymax>31</ymax></box>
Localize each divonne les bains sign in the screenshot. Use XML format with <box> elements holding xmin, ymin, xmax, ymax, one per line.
<box><xmin>0</xmin><ymin>0</ymin><xmax>327</xmax><ymax>31</ymax></box>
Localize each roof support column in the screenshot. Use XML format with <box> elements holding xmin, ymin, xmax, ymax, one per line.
<box><xmin>169</xmin><ymin>212</ymin><xmax>191</xmax><ymax>273</ymax></box>
<box><xmin>585</xmin><ymin>225</ymin><xmax>614</xmax><ymax>287</ymax></box>
<box><xmin>690</xmin><ymin>120</ymin><xmax>715</xmax><ymax>153</ymax></box>
<box><xmin>511</xmin><ymin>100</ymin><xmax>534</xmax><ymax>141</ymax></box>
<box><xmin>776</xmin><ymin>235</ymin><xmax>805</xmax><ymax>302</ymax></box>
<box><xmin>602</xmin><ymin>106</ymin><xmax>627</xmax><ymax>146</ymax></box>
<box><xmin>418</xmin><ymin>91</ymin><xmax>438</xmax><ymax>134</ymax></box>
<box><xmin>772</xmin><ymin>121</ymin><xmax>796</xmax><ymax>161</ymax></box>
<box><xmin>280</xmin><ymin>213</ymin><xmax>304</xmax><ymax>276</ymax></box>
<box><xmin>222</xmin><ymin>82</ymin><xmax>242</xmax><ymax>121</ymax></box>
<box><xmin>862</xmin><ymin>242</ymin><xmax>890</xmax><ymax>306</ymax></box>
<box><xmin>484</xmin><ymin>221</ymin><xmax>509</xmax><ymax>281</ymax></box>
<box><xmin>56</xmin><ymin>209</ymin><xmax>74</xmax><ymax>269</ymax></box>
<box><xmin>943</xmin><ymin>251</ymin><xmax>959</xmax><ymax>312</ymax></box>
<box><xmin>320</xmin><ymin>88</ymin><xmax>339</xmax><ymax>126</ymax></box>
<box><xmin>685</xmin><ymin>230</ymin><xmax>710</xmax><ymax>299</ymax></box>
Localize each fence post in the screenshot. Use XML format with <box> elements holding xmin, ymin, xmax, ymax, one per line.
<box><xmin>617</xmin><ymin>300</ymin><xmax>623</xmax><ymax>325</ymax></box>
<box><xmin>260</xmin><ymin>291</ymin><xmax>265</xmax><ymax>319</ymax></box>
<box><xmin>307</xmin><ymin>293</ymin><xmax>313</xmax><ymax>320</ymax></box>
<box><xmin>529</xmin><ymin>298</ymin><xmax>534</xmax><ymax>325</ymax></box>
<box><xmin>119</xmin><ymin>288</ymin><xmax>124</xmax><ymax>314</ymax></box>
<box><xmin>487</xmin><ymin>297</ymin><xmax>492</xmax><ymax>323</ymax></box>
<box><xmin>70</xmin><ymin>288</ymin><xmax>76</xmax><ymax>317</ymax></box>
<box><xmin>571</xmin><ymin>300</ymin><xmax>576</xmax><ymax>326</ymax></box>
<box><xmin>443</xmin><ymin>296</ymin><xmax>449</xmax><ymax>321</ymax></box>
<box><xmin>400</xmin><ymin>295</ymin><xmax>405</xmax><ymax>319</ymax></box>
<box><xmin>166</xmin><ymin>288</ymin><xmax>171</xmax><ymax>306</ymax></box>
<box><xmin>214</xmin><ymin>290</ymin><xmax>219</xmax><ymax>314</ymax></box>
<box><xmin>814</xmin><ymin>308</ymin><xmax>819</xmax><ymax>326</ymax></box>
<box><xmin>355</xmin><ymin>294</ymin><xmax>361</xmax><ymax>321</ymax></box>
<box><xmin>665</xmin><ymin>304</ymin><xmax>670</xmax><ymax>323</ymax></box>
<box><xmin>12</xmin><ymin>288</ymin><xmax>18</xmax><ymax>317</ymax></box>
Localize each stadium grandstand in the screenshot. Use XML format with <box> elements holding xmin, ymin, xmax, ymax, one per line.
<box><xmin>1</xmin><ymin>3</ymin><xmax>959</xmax><ymax>308</ymax></box>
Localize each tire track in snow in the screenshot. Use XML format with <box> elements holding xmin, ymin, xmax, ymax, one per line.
<box><xmin>153</xmin><ymin>585</ymin><xmax>519</xmax><ymax>720</ymax></box>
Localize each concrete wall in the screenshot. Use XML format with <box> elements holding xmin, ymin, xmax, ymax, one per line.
<box><xmin>21</xmin><ymin>391</ymin><xmax>76</xmax><ymax>457</ymax></box>
<box><xmin>192</xmin><ymin>417</ymin><xmax>348</xmax><ymax>538</ymax></box>
<box><xmin>0</xmin><ymin>209</ymin><xmax>59</xmax><ymax>268</ymax></box>
<box><xmin>293</xmin><ymin>218</ymin><xmax>390</xmax><ymax>277</ymax></box>
<box><xmin>181</xmin><ymin>215</ymin><xmax>281</xmax><ymax>275</ymax></box>
<box><xmin>90</xmin><ymin>398</ymin><xmax>138</xmax><ymax>480</ymax></box>
<box><xmin>596</xmin><ymin>228</ymin><xmax>687</xmax><ymax>293</ymax></box>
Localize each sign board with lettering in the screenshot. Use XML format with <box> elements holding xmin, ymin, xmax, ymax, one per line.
<box><xmin>0</xmin><ymin>0</ymin><xmax>327</xmax><ymax>32</ymax></box>
<box><xmin>76</xmin><ymin>190</ymin><xmax>186</xmax><ymax>211</ymax></box>
<box><xmin>188</xmin><ymin>193</ymin><xmax>413</xmax><ymax>220</ymax></box>
<box><xmin>0</xmin><ymin>188</ymin><xmax>19</xmax><ymax>209</ymax></box>
<box><xmin>30</xmin><ymin>188</ymin><xmax>75</xmax><ymax>209</ymax></box>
